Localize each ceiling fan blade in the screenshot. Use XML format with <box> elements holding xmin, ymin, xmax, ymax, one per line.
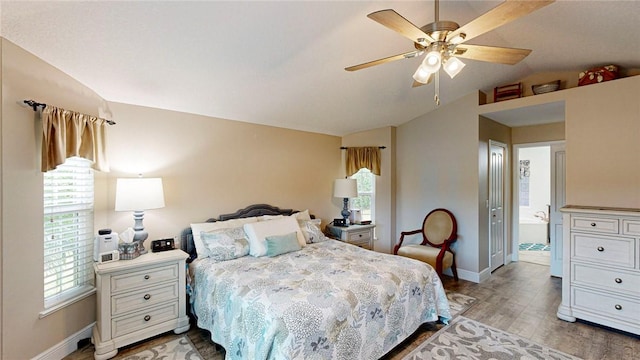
<box><xmin>345</xmin><ymin>50</ymin><xmax>422</xmax><ymax>72</ymax></box>
<box><xmin>447</xmin><ymin>0</ymin><xmax>554</xmax><ymax>44</ymax></box>
<box><xmin>453</xmin><ymin>44</ymin><xmax>531</xmax><ymax>65</ymax></box>
<box><xmin>367</xmin><ymin>9</ymin><xmax>436</xmax><ymax>44</ymax></box>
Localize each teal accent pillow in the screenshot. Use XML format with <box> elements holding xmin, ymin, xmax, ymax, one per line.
<box><xmin>265</xmin><ymin>232</ymin><xmax>302</xmax><ymax>257</ymax></box>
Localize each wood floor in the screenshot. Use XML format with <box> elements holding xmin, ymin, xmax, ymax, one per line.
<box><xmin>65</xmin><ymin>261</ymin><xmax>639</xmax><ymax>360</ymax></box>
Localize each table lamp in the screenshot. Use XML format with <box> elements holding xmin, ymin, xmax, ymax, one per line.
<box><xmin>115</xmin><ymin>177</ymin><xmax>165</xmax><ymax>254</ymax></box>
<box><xmin>333</xmin><ymin>178</ymin><xmax>358</xmax><ymax>225</ymax></box>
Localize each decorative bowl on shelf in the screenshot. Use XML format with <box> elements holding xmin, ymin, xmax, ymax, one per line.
<box><xmin>532</xmin><ymin>80</ymin><xmax>560</xmax><ymax>95</ymax></box>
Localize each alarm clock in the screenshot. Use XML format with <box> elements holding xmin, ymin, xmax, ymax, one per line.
<box><xmin>98</xmin><ymin>250</ymin><xmax>120</xmax><ymax>263</ymax></box>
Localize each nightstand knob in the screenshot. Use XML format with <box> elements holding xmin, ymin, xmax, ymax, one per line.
<box><xmin>144</xmin><ymin>315</ymin><xmax>151</xmax><ymax>321</ymax></box>
<box><xmin>144</xmin><ymin>294</ymin><xmax>151</xmax><ymax>300</ymax></box>
<box><xmin>615</xmin><ymin>278</ymin><xmax>622</xmax><ymax>284</ymax></box>
<box><xmin>615</xmin><ymin>304</ymin><xmax>622</xmax><ymax>311</ymax></box>
<box><xmin>144</xmin><ymin>274</ymin><xmax>150</xmax><ymax>280</ymax></box>
<box><xmin>597</xmin><ymin>246</ymin><xmax>604</xmax><ymax>252</ymax></box>
<box><xmin>590</xmin><ymin>223</ymin><xmax>596</xmax><ymax>227</ymax></box>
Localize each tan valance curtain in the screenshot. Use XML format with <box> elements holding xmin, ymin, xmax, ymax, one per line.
<box><xmin>41</xmin><ymin>105</ymin><xmax>110</xmax><ymax>172</ymax></box>
<box><xmin>346</xmin><ymin>146</ymin><xmax>381</xmax><ymax>177</ymax></box>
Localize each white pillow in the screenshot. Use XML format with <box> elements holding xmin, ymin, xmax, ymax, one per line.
<box><xmin>292</xmin><ymin>209</ymin><xmax>311</xmax><ymax>221</ymax></box>
<box><xmin>257</xmin><ymin>214</ymin><xmax>284</xmax><ymax>221</ymax></box>
<box><xmin>243</xmin><ymin>216</ymin><xmax>306</xmax><ymax>257</ymax></box>
<box><xmin>191</xmin><ymin>217</ymin><xmax>258</xmax><ymax>258</ymax></box>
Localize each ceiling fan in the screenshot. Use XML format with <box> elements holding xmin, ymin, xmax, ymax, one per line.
<box><xmin>345</xmin><ymin>0</ymin><xmax>555</xmax><ymax>104</ymax></box>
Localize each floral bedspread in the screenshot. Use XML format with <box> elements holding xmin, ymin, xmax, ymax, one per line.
<box><xmin>191</xmin><ymin>240</ymin><xmax>451</xmax><ymax>360</ymax></box>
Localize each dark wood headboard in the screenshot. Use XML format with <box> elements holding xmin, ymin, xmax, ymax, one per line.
<box><xmin>180</xmin><ymin>204</ymin><xmax>303</xmax><ymax>262</ymax></box>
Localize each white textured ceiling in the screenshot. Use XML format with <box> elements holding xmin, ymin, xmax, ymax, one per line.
<box><xmin>2</xmin><ymin>1</ymin><xmax>639</xmax><ymax>136</ymax></box>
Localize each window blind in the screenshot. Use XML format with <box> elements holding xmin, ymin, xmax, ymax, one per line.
<box><xmin>44</xmin><ymin>157</ymin><xmax>94</xmax><ymax>308</ymax></box>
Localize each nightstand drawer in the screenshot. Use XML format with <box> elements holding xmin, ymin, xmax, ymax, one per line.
<box><xmin>111</xmin><ymin>264</ymin><xmax>179</xmax><ymax>293</ymax></box>
<box><xmin>571</xmin><ymin>216</ymin><xmax>619</xmax><ymax>234</ymax></box>
<box><xmin>112</xmin><ymin>282</ymin><xmax>179</xmax><ymax>316</ymax></box>
<box><xmin>622</xmin><ymin>219</ymin><xmax>640</xmax><ymax>236</ymax></box>
<box><xmin>112</xmin><ymin>301</ymin><xmax>179</xmax><ymax>338</ymax></box>
<box><xmin>348</xmin><ymin>230</ymin><xmax>371</xmax><ymax>244</ymax></box>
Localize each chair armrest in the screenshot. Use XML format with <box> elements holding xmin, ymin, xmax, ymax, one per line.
<box><xmin>393</xmin><ymin>229</ymin><xmax>422</xmax><ymax>254</ymax></box>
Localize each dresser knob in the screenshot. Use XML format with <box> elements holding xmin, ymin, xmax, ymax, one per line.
<box><xmin>144</xmin><ymin>315</ymin><xmax>151</xmax><ymax>321</ymax></box>
<box><xmin>144</xmin><ymin>275</ymin><xmax>150</xmax><ymax>280</ymax></box>
<box><xmin>597</xmin><ymin>246</ymin><xmax>604</xmax><ymax>252</ymax></box>
<box><xmin>615</xmin><ymin>304</ymin><xmax>622</xmax><ymax>311</ymax></box>
<box><xmin>144</xmin><ymin>294</ymin><xmax>151</xmax><ymax>300</ymax></box>
<box><xmin>590</xmin><ymin>223</ymin><xmax>596</xmax><ymax>227</ymax></box>
<box><xmin>615</xmin><ymin>278</ymin><xmax>622</xmax><ymax>284</ymax></box>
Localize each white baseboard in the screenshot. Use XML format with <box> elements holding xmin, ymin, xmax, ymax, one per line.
<box><xmin>32</xmin><ymin>322</ymin><xmax>94</xmax><ymax>360</ymax></box>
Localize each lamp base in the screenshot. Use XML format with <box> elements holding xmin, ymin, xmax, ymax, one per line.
<box><xmin>132</xmin><ymin>210</ymin><xmax>149</xmax><ymax>255</ymax></box>
<box><xmin>342</xmin><ymin>198</ymin><xmax>351</xmax><ymax>225</ymax></box>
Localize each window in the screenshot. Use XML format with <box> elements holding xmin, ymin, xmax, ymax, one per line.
<box><xmin>350</xmin><ymin>168</ymin><xmax>375</xmax><ymax>222</ymax></box>
<box><xmin>43</xmin><ymin>157</ymin><xmax>95</xmax><ymax>311</ymax></box>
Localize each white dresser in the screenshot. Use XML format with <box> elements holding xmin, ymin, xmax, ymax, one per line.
<box><xmin>557</xmin><ymin>206</ymin><xmax>640</xmax><ymax>335</ymax></box>
<box><xmin>92</xmin><ymin>250</ymin><xmax>190</xmax><ymax>360</ymax></box>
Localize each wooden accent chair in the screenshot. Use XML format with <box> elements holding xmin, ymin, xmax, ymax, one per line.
<box><xmin>393</xmin><ymin>208</ymin><xmax>458</xmax><ymax>280</ymax></box>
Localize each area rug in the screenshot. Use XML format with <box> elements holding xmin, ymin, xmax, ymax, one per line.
<box><xmin>402</xmin><ymin>316</ymin><xmax>582</xmax><ymax>360</ymax></box>
<box><xmin>446</xmin><ymin>292</ymin><xmax>476</xmax><ymax>318</ymax></box>
<box><xmin>121</xmin><ymin>336</ymin><xmax>203</xmax><ymax>360</ymax></box>
<box><xmin>519</xmin><ymin>242</ymin><xmax>550</xmax><ymax>251</ymax></box>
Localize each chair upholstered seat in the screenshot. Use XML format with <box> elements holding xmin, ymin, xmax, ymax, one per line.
<box><xmin>397</xmin><ymin>244</ymin><xmax>454</xmax><ymax>270</ymax></box>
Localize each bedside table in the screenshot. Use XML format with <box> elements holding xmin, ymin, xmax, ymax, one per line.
<box><xmin>326</xmin><ymin>223</ymin><xmax>375</xmax><ymax>250</ymax></box>
<box><xmin>92</xmin><ymin>250</ymin><xmax>190</xmax><ymax>360</ymax></box>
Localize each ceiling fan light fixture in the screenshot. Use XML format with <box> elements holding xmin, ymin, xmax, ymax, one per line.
<box><xmin>422</xmin><ymin>49</ymin><xmax>442</xmax><ymax>73</ymax></box>
<box><xmin>412</xmin><ymin>64</ymin><xmax>433</xmax><ymax>84</ymax></box>
<box><xmin>443</xmin><ymin>56</ymin><xmax>466</xmax><ymax>78</ymax></box>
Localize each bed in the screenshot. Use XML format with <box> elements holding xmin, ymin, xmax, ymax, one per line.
<box><xmin>180</xmin><ymin>204</ymin><xmax>451</xmax><ymax>359</ymax></box>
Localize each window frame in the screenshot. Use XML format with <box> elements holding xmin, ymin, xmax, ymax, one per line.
<box><xmin>41</xmin><ymin>157</ymin><xmax>96</xmax><ymax>317</ymax></box>
<box><xmin>350</xmin><ymin>168</ymin><xmax>375</xmax><ymax>222</ymax></box>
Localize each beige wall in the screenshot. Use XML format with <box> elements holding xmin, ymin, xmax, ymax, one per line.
<box><xmin>396</xmin><ymin>92</ymin><xmax>481</xmax><ymax>280</ymax></box>
<box><xmin>341</xmin><ymin>126</ymin><xmax>396</xmax><ymax>253</ymax></box>
<box><xmin>0</xmin><ymin>36</ymin><xmax>4</xmax><ymax>359</ymax></box>
<box><xmin>478</xmin><ymin>117</ymin><xmax>512</xmax><ymax>270</ymax></box>
<box><xmin>1</xmin><ymin>38</ymin><xmax>105</xmax><ymax>359</ymax></box>
<box><xmin>1</xmin><ymin>38</ymin><xmax>342</xmax><ymax>359</ymax></box>
<box><xmin>105</xmin><ymin>102</ymin><xmax>341</xmax><ymax>246</ymax></box>
<box><xmin>512</xmin><ymin>122</ymin><xmax>565</xmax><ymax>145</ymax></box>
<box><xmin>564</xmin><ymin>76</ymin><xmax>640</xmax><ymax>208</ymax></box>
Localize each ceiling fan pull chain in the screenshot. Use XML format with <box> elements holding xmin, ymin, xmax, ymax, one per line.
<box><xmin>434</xmin><ymin>72</ymin><xmax>440</xmax><ymax>106</ymax></box>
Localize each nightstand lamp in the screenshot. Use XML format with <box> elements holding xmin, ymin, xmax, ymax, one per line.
<box><xmin>333</xmin><ymin>178</ymin><xmax>358</xmax><ymax>225</ymax></box>
<box><xmin>115</xmin><ymin>177</ymin><xmax>165</xmax><ymax>254</ymax></box>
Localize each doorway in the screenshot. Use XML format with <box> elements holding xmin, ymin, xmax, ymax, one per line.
<box><xmin>513</xmin><ymin>142</ymin><xmax>565</xmax><ymax>275</ymax></box>
<box><xmin>516</xmin><ymin>146</ymin><xmax>551</xmax><ymax>266</ymax></box>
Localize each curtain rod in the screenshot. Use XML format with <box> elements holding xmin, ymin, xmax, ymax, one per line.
<box><xmin>23</xmin><ymin>100</ymin><xmax>116</xmax><ymax>125</ymax></box>
<box><xmin>340</xmin><ymin>146</ymin><xmax>386</xmax><ymax>150</ymax></box>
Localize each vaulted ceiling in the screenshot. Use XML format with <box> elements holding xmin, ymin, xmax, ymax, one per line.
<box><xmin>2</xmin><ymin>1</ymin><xmax>639</xmax><ymax>136</ymax></box>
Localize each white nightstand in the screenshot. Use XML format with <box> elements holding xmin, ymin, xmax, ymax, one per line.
<box><xmin>92</xmin><ymin>250</ymin><xmax>190</xmax><ymax>360</ymax></box>
<box><xmin>326</xmin><ymin>223</ymin><xmax>375</xmax><ymax>250</ymax></box>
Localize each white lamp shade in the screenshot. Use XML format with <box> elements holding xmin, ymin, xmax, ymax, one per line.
<box><xmin>412</xmin><ymin>64</ymin><xmax>434</xmax><ymax>84</ymax></box>
<box><xmin>333</xmin><ymin>178</ymin><xmax>358</xmax><ymax>198</ymax></box>
<box><xmin>421</xmin><ymin>50</ymin><xmax>442</xmax><ymax>73</ymax></box>
<box><xmin>443</xmin><ymin>56</ymin><xmax>466</xmax><ymax>78</ymax></box>
<box><xmin>115</xmin><ymin>178</ymin><xmax>165</xmax><ymax>211</ymax></box>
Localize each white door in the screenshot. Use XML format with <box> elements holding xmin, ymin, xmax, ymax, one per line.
<box><xmin>489</xmin><ymin>141</ymin><xmax>506</xmax><ymax>272</ymax></box>
<box><xmin>549</xmin><ymin>143</ymin><xmax>566</xmax><ymax>277</ymax></box>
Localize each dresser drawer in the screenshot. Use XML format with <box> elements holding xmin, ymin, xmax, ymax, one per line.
<box><xmin>112</xmin><ymin>301</ymin><xmax>179</xmax><ymax>338</ymax></box>
<box><xmin>111</xmin><ymin>264</ymin><xmax>179</xmax><ymax>294</ymax></box>
<box><xmin>622</xmin><ymin>219</ymin><xmax>640</xmax><ymax>236</ymax></box>
<box><xmin>572</xmin><ymin>287</ymin><xmax>640</xmax><ymax>324</ymax></box>
<box><xmin>572</xmin><ymin>263</ymin><xmax>640</xmax><ymax>296</ymax></box>
<box><xmin>571</xmin><ymin>216</ymin><xmax>619</xmax><ymax>234</ymax></box>
<box><xmin>571</xmin><ymin>234</ymin><xmax>636</xmax><ymax>268</ymax></box>
<box><xmin>112</xmin><ymin>282</ymin><xmax>179</xmax><ymax>316</ymax></box>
